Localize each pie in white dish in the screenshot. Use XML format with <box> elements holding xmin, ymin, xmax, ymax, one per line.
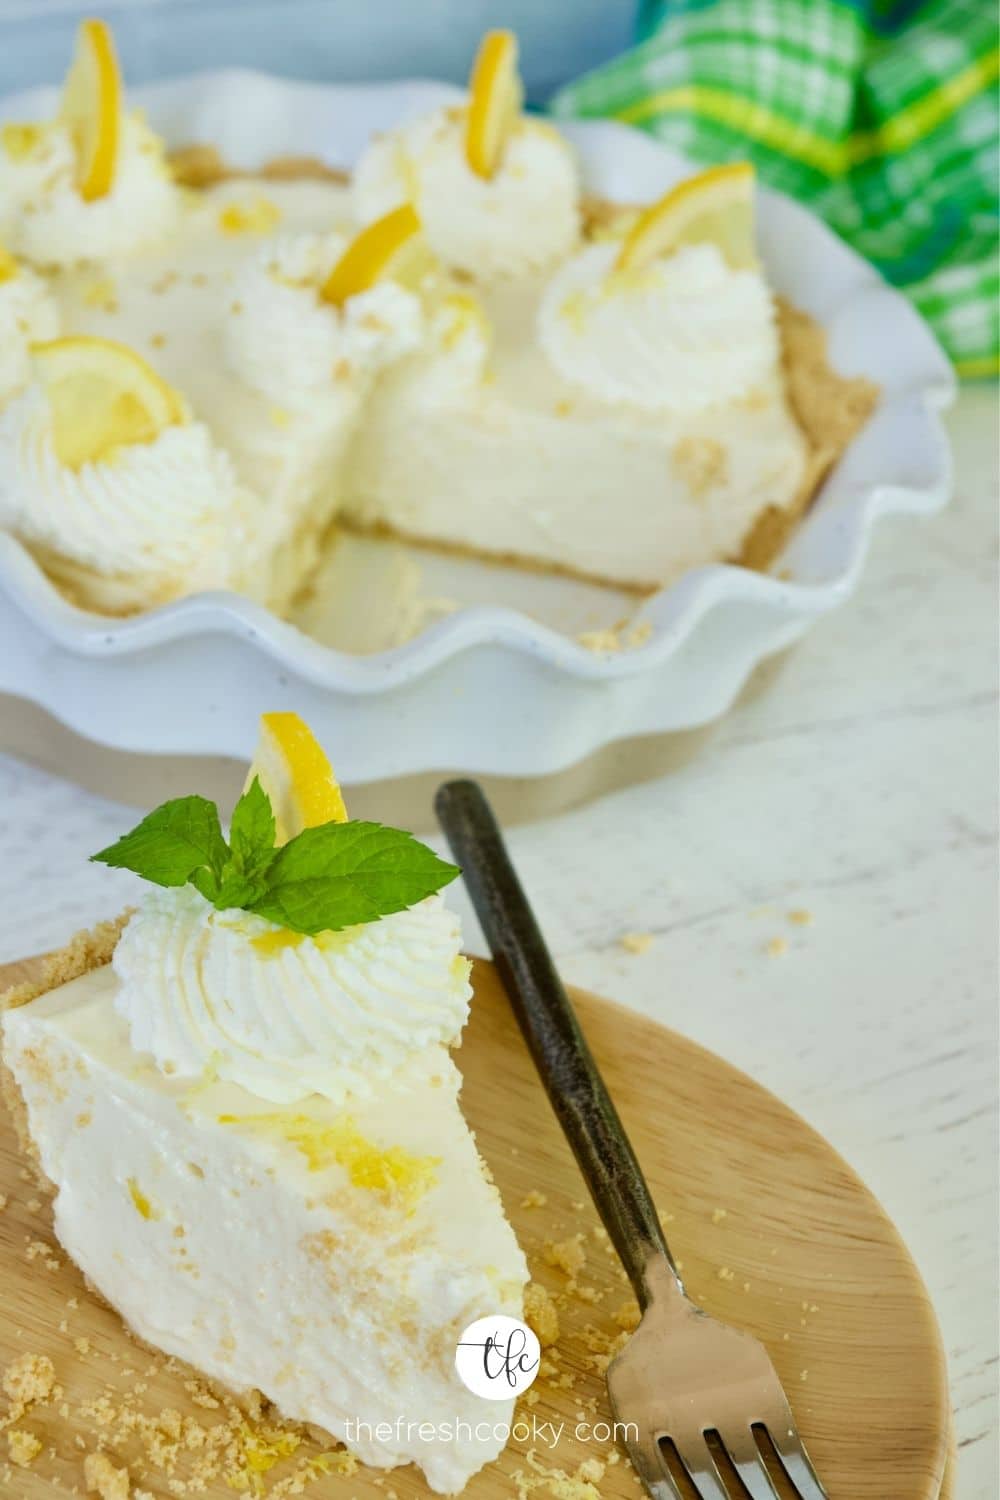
<box><xmin>0</xmin><ymin>22</ymin><xmax>875</xmax><ymax>618</ymax></box>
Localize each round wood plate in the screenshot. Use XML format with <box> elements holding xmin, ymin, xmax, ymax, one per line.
<box><xmin>0</xmin><ymin>955</ymin><xmax>953</xmax><ymax>1499</ymax></box>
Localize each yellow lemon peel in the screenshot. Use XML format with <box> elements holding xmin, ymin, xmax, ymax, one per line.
<box><xmin>616</xmin><ymin>162</ymin><xmax>756</xmax><ymax>274</ymax></box>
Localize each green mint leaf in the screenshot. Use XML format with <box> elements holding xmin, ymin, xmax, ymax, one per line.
<box><xmin>213</xmin><ymin>870</ymin><xmax>269</xmax><ymax>911</ymax></box>
<box><xmin>228</xmin><ymin>777</ymin><xmax>276</xmax><ymax>885</ymax></box>
<box><xmin>91</xmin><ymin>797</ymin><xmax>229</xmax><ymax>895</ymax></box>
<box><xmin>247</xmin><ymin>821</ymin><xmax>460</xmax><ymax>935</ymax></box>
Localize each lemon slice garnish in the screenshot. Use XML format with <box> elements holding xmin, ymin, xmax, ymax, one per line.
<box><xmin>320</xmin><ymin>204</ymin><xmax>431</xmax><ymax>305</ymax></box>
<box><xmin>616</xmin><ymin>163</ymin><xmax>757</xmax><ymax>274</ymax></box>
<box><xmin>246</xmin><ymin>712</ymin><xmax>348</xmax><ymax>845</ymax></box>
<box><xmin>60</xmin><ymin>17</ymin><xmax>122</xmax><ymax>202</ymax></box>
<box><xmin>465</xmin><ymin>29</ymin><xmax>522</xmax><ymax>179</ymax></box>
<box><xmin>0</xmin><ymin>241</ymin><xmax>19</xmax><ymax>285</ymax></box>
<box><xmin>32</xmin><ymin>336</ymin><xmax>186</xmax><ymax>469</ymax></box>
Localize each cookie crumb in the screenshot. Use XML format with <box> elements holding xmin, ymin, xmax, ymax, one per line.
<box><xmin>7</xmin><ymin>1429</ymin><xmax>42</xmax><ymax>1467</ymax></box>
<box><xmin>3</xmin><ymin>1352</ymin><xmax>56</xmax><ymax>1405</ymax></box>
<box><xmin>84</xmin><ymin>1451</ymin><xmax>130</xmax><ymax>1499</ymax></box>
<box><xmin>613</xmin><ymin>1299</ymin><xmax>641</xmax><ymax>1333</ymax></box>
<box><xmin>24</xmin><ymin>1239</ymin><xmax>61</xmax><ymax>1270</ymax></box>
<box><xmin>523</xmin><ymin>1283</ymin><xmax>560</xmax><ymax>1348</ymax></box>
<box><xmin>520</xmin><ymin>1189</ymin><xmax>548</xmax><ymax>1210</ymax></box>
<box><xmin>788</xmin><ymin>908</ymin><xmax>814</xmax><ymax>926</ymax></box>
<box><xmin>765</xmin><ymin>936</ymin><xmax>788</xmax><ymax>958</ymax></box>
<box><xmin>543</xmin><ymin>1234</ymin><xmax>586</xmax><ymax>1277</ymax></box>
<box><xmin>620</xmin><ymin>931</ymin><xmax>653</xmax><ymax>955</ymax></box>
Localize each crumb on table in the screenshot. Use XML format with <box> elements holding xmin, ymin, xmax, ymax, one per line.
<box><xmin>84</xmin><ymin>1449</ymin><xmax>131</xmax><ymax>1498</ymax></box>
<box><xmin>2</xmin><ymin>1352</ymin><xmax>56</xmax><ymax>1406</ymax></box>
<box><xmin>7</xmin><ymin>1428</ymin><xmax>42</xmax><ymax>1467</ymax></box>
<box><xmin>523</xmin><ymin>1282</ymin><xmax>560</xmax><ymax>1348</ymax></box>
<box><xmin>620</xmin><ymin>931</ymin><xmax>654</xmax><ymax>955</ymax></box>
<box><xmin>543</xmin><ymin>1234</ymin><xmax>587</xmax><ymax>1277</ymax></box>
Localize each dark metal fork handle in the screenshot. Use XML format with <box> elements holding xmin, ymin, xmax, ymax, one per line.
<box><xmin>435</xmin><ymin>779</ymin><xmax>681</xmax><ymax>1309</ymax></box>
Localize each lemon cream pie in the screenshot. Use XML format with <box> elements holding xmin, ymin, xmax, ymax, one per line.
<box><xmin>1</xmin><ymin>713</ymin><xmax>528</xmax><ymax>1493</ymax></box>
<box><xmin>0</xmin><ymin>20</ymin><xmax>874</xmax><ymax>618</ymax></box>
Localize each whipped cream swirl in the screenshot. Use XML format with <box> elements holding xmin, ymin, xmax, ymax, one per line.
<box><xmin>0</xmin><ymin>264</ymin><xmax>59</xmax><ymax>403</ymax></box>
<box><xmin>354</xmin><ymin>108</ymin><xmax>580</xmax><ymax>279</ymax></box>
<box><xmin>416</xmin><ymin>290</ymin><xmax>491</xmax><ymax>401</ymax></box>
<box><xmin>0</xmin><ymin>385</ymin><xmax>255</xmax><ymax>606</ymax></box>
<box><xmin>224</xmin><ymin>232</ymin><xmax>423</xmax><ymax>407</ymax></box>
<box><xmin>113</xmin><ymin>885</ymin><xmax>473</xmax><ymax>1105</ymax></box>
<box><xmin>0</xmin><ymin>113</ymin><xmax>181</xmax><ymax>265</ymax></box>
<box><xmin>538</xmin><ymin>241</ymin><xmax>781</xmax><ymax>416</ymax></box>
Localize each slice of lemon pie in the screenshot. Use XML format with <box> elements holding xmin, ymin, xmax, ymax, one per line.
<box><xmin>1</xmin><ymin>713</ymin><xmax>528</xmax><ymax>1493</ymax></box>
<box><xmin>346</xmin><ymin>137</ymin><xmax>810</xmax><ymax>589</ymax></box>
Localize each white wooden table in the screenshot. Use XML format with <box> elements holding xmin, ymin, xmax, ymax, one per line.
<box><xmin>0</xmin><ymin>388</ymin><xmax>995</xmax><ymax>1496</ymax></box>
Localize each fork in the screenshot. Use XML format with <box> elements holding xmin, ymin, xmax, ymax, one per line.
<box><xmin>435</xmin><ymin>779</ymin><xmax>829</xmax><ymax>1500</ymax></box>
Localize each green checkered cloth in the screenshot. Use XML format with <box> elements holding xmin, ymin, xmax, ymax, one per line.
<box><xmin>552</xmin><ymin>0</ymin><xmax>999</xmax><ymax>377</ymax></box>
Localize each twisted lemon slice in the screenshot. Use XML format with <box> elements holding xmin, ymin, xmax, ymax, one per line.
<box><xmin>320</xmin><ymin>204</ymin><xmax>431</xmax><ymax>305</ymax></box>
<box><xmin>60</xmin><ymin>17</ymin><xmax>122</xmax><ymax>201</ymax></box>
<box><xmin>465</xmin><ymin>29</ymin><xmax>522</xmax><ymax>179</ymax></box>
<box><xmin>616</xmin><ymin>162</ymin><xmax>756</xmax><ymax>273</ymax></box>
<box><xmin>246</xmin><ymin>711</ymin><xmax>348</xmax><ymax>843</ymax></box>
<box><xmin>33</xmin><ymin>336</ymin><xmax>186</xmax><ymax>469</ymax></box>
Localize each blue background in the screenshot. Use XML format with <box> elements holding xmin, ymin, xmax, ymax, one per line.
<box><xmin>0</xmin><ymin>1</ymin><xmax>637</xmax><ymax>104</ymax></box>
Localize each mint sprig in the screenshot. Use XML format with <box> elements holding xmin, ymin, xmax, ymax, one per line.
<box><xmin>91</xmin><ymin>781</ymin><xmax>459</xmax><ymax>935</ymax></box>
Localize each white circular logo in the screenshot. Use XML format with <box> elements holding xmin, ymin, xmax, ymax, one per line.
<box><xmin>455</xmin><ymin>1315</ymin><xmax>540</xmax><ymax>1400</ymax></box>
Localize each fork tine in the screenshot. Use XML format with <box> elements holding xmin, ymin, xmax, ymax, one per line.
<box><xmin>766</xmin><ymin>1426</ymin><xmax>828</xmax><ymax>1500</ymax></box>
<box><xmin>624</xmin><ymin>1431</ymin><xmax>685</xmax><ymax>1500</ymax></box>
<box><xmin>672</xmin><ymin>1437</ymin><xmax>730</xmax><ymax>1500</ymax></box>
<box><xmin>714</xmin><ymin>1427</ymin><xmax>781</xmax><ymax>1499</ymax></box>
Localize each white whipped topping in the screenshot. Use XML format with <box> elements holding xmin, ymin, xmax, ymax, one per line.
<box><xmin>0</xmin><ymin>112</ymin><xmax>181</xmax><ymax>265</ymax></box>
<box><xmin>0</xmin><ymin>384</ymin><xmax>255</xmax><ymax>599</ymax></box>
<box><xmin>0</xmin><ymin>264</ymin><xmax>59</xmax><ymax>402</ymax></box>
<box><xmin>354</xmin><ymin>107</ymin><xmax>580</xmax><ymax>279</ymax></box>
<box><xmin>416</xmin><ymin>290</ymin><xmax>491</xmax><ymax>401</ymax></box>
<box><xmin>223</xmin><ymin>232</ymin><xmax>423</xmax><ymax>407</ymax></box>
<box><xmin>112</xmin><ymin>885</ymin><xmax>473</xmax><ymax>1105</ymax></box>
<box><xmin>538</xmin><ymin>240</ymin><xmax>781</xmax><ymax>416</ymax></box>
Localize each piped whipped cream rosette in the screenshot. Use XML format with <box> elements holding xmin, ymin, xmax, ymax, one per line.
<box><xmin>0</xmin><ymin>337</ymin><xmax>261</xmax><ymax>612</ymax></box>
<box><xmin>109</xmin><ymin>714</ymin><xmax>470</xmax><ymax>1108</ymax></box>
<box><xmin>538</xmin><ymin>240</ymin><xmax>781</xmax><ymax>417</ymax></box>
<box><xmin>0</xmin><ymin>19</ymin><xmax>181</xmax><ymax>265</ymax></box>
<box><xmin>354</xmin><ymin>30</ymin><xmax>580</xmax><ymax>278</ymax></box>
<box><xmin>223</xmin><ymin>220</ymin><xmax>425</xmax><ymax>410</ymax></box>
<box><xmin>0</xmin><ymin>245</ymin><xmax>60</xmax><ymax>403</ymax></box>
<box><xmin>539</xmin><ymin>162</ymin><xmax>779</xmax><ymax>416</ymax></box>
<box><xmin>113</xmin><ymin>885</ymin><xmax>471</xmax><ymax>1105</ymax></box>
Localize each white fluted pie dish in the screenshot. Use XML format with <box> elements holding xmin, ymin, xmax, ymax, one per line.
<box><xmin>0</xmin><ymin>72</ymin><xmax>955</xmax><ymax>782</ymax></box>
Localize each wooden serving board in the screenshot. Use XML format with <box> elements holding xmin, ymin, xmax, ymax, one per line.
<box><xmin>0</xmin><ymin>956</ymin><xmax>953</xmax><ymax>1499</ymax></box>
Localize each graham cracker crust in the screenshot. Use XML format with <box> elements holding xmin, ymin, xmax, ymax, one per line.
<box><xmin>740</xmin><ymin>301</ymin><xmax>878</xmax><ymax>573</ymax></box>
<box><xmin>170</xmin><ymin>143</ymin><xmax>350</xmax><ymax>189</ymax></box>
